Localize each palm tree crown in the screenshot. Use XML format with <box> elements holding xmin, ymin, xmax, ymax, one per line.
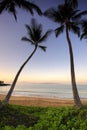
<box><xmin>44</xmin><ymin>3</ymin><xmax>80</xmax><ymax>37</ymax></box>
<box><xmin>22</xmin><ymin>18</ymin><xmax>52</xmax><ymax>51</ymax></box>
<box><xmin>0</xmin><ymin>0</ymin><xmax>42</xmax><ymax>20</ymax></box>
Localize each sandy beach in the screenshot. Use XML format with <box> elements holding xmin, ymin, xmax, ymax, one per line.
<box><xmin>0</xmin><ymin>94</ymin><xmax>87</xmax><ymax>107</ymax></box>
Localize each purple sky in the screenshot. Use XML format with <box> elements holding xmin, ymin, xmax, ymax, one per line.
<box><xmin>0</xmin><ymin>0</ymin><xmax>87</xmax><ymax>84</ymax></box>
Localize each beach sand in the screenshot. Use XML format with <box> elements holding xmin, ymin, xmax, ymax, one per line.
<box><xmin>0</xmin><ymin>94</ymin><xmax>87</xmax><ymax>107</ymax></box>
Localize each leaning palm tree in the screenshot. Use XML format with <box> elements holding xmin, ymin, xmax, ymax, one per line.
<box><xmin>2</xmin><ymin>18</ymin><xmax>52</xmax><ymax>105</ymax></box>
<box><xmin>44</xmin><ymin>2</ymin><xmax>82</xmax><ymax>108</ymax></box>
<box><xmin>0</xmin><ymin>0</ymin><xmax>42</xmax><ymax>84</ymax></box>
<box><xmin>0</xmin><ymin>0</ymin><xmax>42</xmax><ymax>21</ymax></box>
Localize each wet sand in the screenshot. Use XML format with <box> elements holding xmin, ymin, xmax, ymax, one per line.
<box><xmin>0</xmin><ymin>94</ymin><xmax>87</xmax><ymax>107</ymax></box>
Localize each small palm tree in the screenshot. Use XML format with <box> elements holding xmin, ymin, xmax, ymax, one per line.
<box><xmin>0</xmin><ymin>0</ymin><xmax>42</xmax><ymax>21</ymax></box>
<box><xmin>2</xmin><ymin>18</ymin><xmax>52</xmax><ymax>105</ymax></box>
<box><xmin>44</xmin><ymin>2</ymin><xmax>82</xmax><ymax>108</ymax></box>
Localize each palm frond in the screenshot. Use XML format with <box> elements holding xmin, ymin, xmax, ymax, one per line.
<box><xmin>38</xmin><ymin>45</ymin><xmax>47</xmax><ymax>52</ymax></box>
<box><xmin>30</xmin><ymin>18</ymin><xmax>43</xmax><ymax>42</ymax></box>
<box><xmin>81</xmin><ymin>20</ymin><xmax>87</xmax><ymax>31</ymax></box>
<box><xmin>71</xmin><ymin>0</ymin><xmax>78</xmax><ymax>9</ymax></box>
<box><xmin>25</xmin><ymin>24</ymin><xmax>32</xmax><ymax>32</ymax></box>
<box><xmin>21</xmin><ymin>37</ymin><xmax>34</xmax><ymax>45</ymax></box>
<box><xmin>39</xmin><ymin>30</ymin><xmax>52</xmax><ymax>43</ymax></box>
<box><xmin>69</xmin><ymin>22</ymin><xmax>80</xmax><ymax>37</ymax></box>
<box><xmin>65</xmin><ymin>0</ymin><xmax>78</xmax><ymax>9</ymax></box>
<box><xmin>44</xmin><ymin>8</ymin><xmax>62</xmax><ymax>23</ymax></box>
<box><xmin>74</xmin><ymin>10</ymin><xmax>87</xmax><ymax>19</ymax></box>
<box><xmin>31</xmin><ymin>18</ymin><xmax>42</xmax><ymax>33</ymax></box>
<box><xmin>18</xmin><ymin>0</ymin><xmax>33</xmax><ymax>15</ymax></box>
<box><xmin>28</xmin><ymin>2</ymin><xmax>42</xmax><ymax>15</ymax></box>
<box><xmin>0</xmin><ymin>0</ymin><xmax>8</xmax><ymax>13</ymax></box>
<box><xmin>44</xmin><ymin>8</ymin><xmax>55</xmax><ymax>18</ymax></box>
<box><xmin>0</xmin><ymin>0</ymin><xmax>17</xmax><ymax>20</ymax></box>
<box><xmin>25</xmin><ymin>24</ymin><xmax>33</xmax><ymax>38</ymax></box>
<box><xmin>8</xmin><ymin>2</ymin><xmax>17</xmax><ymax>21</ymax></box>
<box><xmin>17</xmin><ymin>0</ymin><xmax>42</xmax><ymax>15</ymax></box>
<box><xmin>80</xmin><ymin>20</ymin><xmax>87</xmax><ymax>40</ymax></box>
<box><xmin>80</xmin><ymin>33</ymin><xmax>87</xmax><ymax>40</ymax></box>
<box><xmin>71</xmin><ymin>10</ymin><xmax>80</xmax><ymax>18</ymax></box>
<box><xmin>71</xmin><ymin>10</ymin><xmax>81</xmax><ymax>24</ymax></box>
<box><xmin>55</xmin><ymin>25</ymin><xmax>64</xmax><ymax>37</ymax></box>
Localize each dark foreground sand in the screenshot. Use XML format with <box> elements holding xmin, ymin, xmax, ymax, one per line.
<box><xmin>0</xmin><ymin>94</ymin><xmax>87</xmax><ymax>107</ymax></box>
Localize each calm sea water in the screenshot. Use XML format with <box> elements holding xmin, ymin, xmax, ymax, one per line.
<box><xmin>0</xmin><ymin>83</ymin><xmax>87</xmax><ymax>99</ymax></box>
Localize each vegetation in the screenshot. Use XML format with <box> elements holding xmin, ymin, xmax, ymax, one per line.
<box><xmin>0</xmin><ymin>104</ymin><xmax>87</xmax><ymax>130</ymax></box>
<box><xmin>0</xmin><ymin>105</ymin><xmax>38</xmax><ymax>128</ymax></box>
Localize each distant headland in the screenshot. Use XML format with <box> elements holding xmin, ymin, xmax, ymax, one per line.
<box><xmin>0</xmin><ymin>81</ymin><xmax>10</xmax><ymax>86</ymax></box>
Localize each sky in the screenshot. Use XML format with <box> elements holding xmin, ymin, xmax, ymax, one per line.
<box><xmin>0</xmin><ymin>0</ymin><xmax>87</xmax><ymax>84</ymax></box>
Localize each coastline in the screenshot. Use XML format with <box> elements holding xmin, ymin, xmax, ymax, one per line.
<box><xmin>0</xmin><ymin>94</ymin><xmax>87</xmax><ymax>107</ymax></box>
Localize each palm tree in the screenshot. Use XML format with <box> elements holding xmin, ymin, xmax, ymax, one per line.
<box><xmin>0</xmin><ymin>0</ymin><xmax>42</xmax><ymax>85</ymax></box>
<box><xmin>1</xmin><ymin>18</ymin><xmax>52</xmax><ymax>105</ymax></box>
<box><xmin>44</xmin><ymin>2</ymin><xmax>82</xmax><ymax>108</ymax></box>
<box><xmin>0</xmin><ymin>0</ymin><xmax>42</xmax><ymax>21</ymax></box>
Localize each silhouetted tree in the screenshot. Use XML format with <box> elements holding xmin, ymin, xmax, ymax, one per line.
<box><xmin>1</xmin><ymin>18</ymin><xmax>52</xmax><ymax>105</ymax></box>
<box><xmin>0</xmin><ymin>0</ymin><xmax>42</xmax><ymax>84</ymax></box>
<box><xmin>0</xmin><ymin>0</ymin><xmax>42</xmax><ymax>21</ymax></box>
<box><xmin>44</xmin><ymin>2</ymin><xmax>83</xmax><ymax>108</ymax></box>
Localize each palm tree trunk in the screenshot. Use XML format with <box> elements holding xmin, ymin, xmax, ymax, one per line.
<box><xmin>65</xmin><ymin>24</ymin><xmax>82</xmax><ymax>108</ymax></box>
<box><xmin>2</xmin><ymin>46</ymin><xmax>37</xmax><ymax>105</ymax></box>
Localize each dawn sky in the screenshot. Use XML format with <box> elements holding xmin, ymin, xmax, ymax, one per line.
<box><xmin>0</xmin><ymin>0</ymin><xmax>87</xmax><ymax>84</ymax></box>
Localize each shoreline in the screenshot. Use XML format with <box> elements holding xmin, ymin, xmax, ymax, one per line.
<box><xmin>0</xmin><ymin>94</ymin><xmax>87</xmax><ymax>107</ymax></box>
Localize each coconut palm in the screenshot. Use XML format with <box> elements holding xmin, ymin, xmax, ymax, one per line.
<box><xmin>0</xmin><ymin>0</ymin><xmax>42</xmax><ymax>85</ymax></box>
<box><xmin>2</xmin><ymin>18</ymin><xmax>52</xmax><ymax>105</ymax></box>
<box><xmin>0</xmin><ymin>0</ymin><xmax>42</xmax><ymax>21</ymax></box>
<box><xmin>44</xmin><ymin>2</ymin><xmax>82</xmax><ymax>108</ymax></box>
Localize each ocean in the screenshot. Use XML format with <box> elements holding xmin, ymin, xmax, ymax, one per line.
<box><xmin>0</xmin><ymin>83</ymin><xmax>87</xmax><ymax>99</ymax></box>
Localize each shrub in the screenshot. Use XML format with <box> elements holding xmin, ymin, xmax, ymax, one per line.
<box><xmin>1</xmin><ymin>105</ymin><xmax>87</xmax><ymax>130</ymax></box>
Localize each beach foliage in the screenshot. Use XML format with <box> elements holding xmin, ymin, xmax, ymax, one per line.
<box><xmin>0</xmin><ymin>104</ymin><xmax>87</xmax><ymax>130</ymax></box>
